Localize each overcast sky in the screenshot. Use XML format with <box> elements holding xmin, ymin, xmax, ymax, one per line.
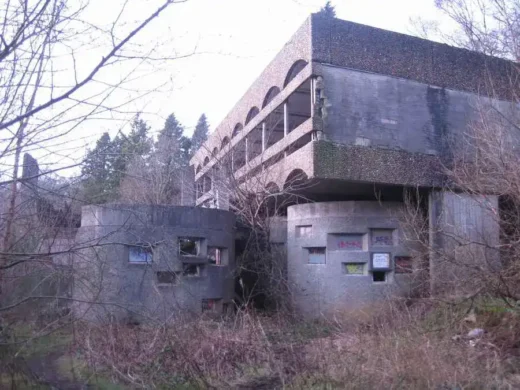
<box><xmin>93</xmin><ymin>0</ymin><xmax>449</xmax><ymax>138</ymax></box>
<box><xmin>13</xmin><ymin>0</ymin><xmax>454</xmax><ymax>174</ymax></box>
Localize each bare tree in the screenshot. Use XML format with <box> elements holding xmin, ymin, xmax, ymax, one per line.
<box><xmin>411</xmin><ymin>0</ymin><xmax>520</xmax><ymax>60</ymax></box>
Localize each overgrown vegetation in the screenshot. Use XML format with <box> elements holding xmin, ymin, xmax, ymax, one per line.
<box><xmin>3</xmin><ymin>298</ymin><xmax>519</xmax><ymax>389</ymax></box>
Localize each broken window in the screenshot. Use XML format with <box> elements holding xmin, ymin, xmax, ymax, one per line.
<box><xmin>296</xmin><ymin>225</ymin><xmax>312</xmax><ymax>238</ymax></box>
<box><xmin>371</xmin><ymin>229</ymin><xmax>394</xmax><ymax>246</ymax></box>
<box><xmin>307</xmin><ymin>247</ymin><xmax>326</xmax><ymax>264</ymax></box>
<box><xmin>328</xmin><ymin>234</ymin><xmax>365</xmax><ymax>251</ymax></box>
<box><xmin>395</xmin><ymin>256</ymin><xmax>413</xmax><ymax>274</ymax></box>
<box><xmin>202</xmin><ymin>298</ymin><xmax>222</xmax><ymax>312</ymax></box>
<box><xmin>344</xmin><ymin>263</ymin><xmax>365</xmax><ymax>275</ymax></box>
<box><xmin>183</xmin><ymin>264</ymin><xmax>201</xmax><ymax>277</ymax></box>
<box><xmin>128</xmin><ymin>245</ymin><xmax>152</xmax><ymax>264</ymax></box>
<box><xmin>179</xmin><ymin>237</ymin><xmax>201</xmax><ymax>256</ymax></box>
<box><xmin>372</xmin><ymin>271</ymin><xmax>387</xmax><ymax>283</ymax></box>
<box><xmin>208</xmin><ymin>247</ymin><xmax>226</xmax><ymax>266</ymax></box>
<box><xmin>156</xmin><ymin>271</ymin><xmax>177</xmax><ymax>284</ymax></box>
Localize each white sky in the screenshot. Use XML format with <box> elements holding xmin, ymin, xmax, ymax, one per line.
<box><xmin>4</xmin><ymin>0</ymin><xmax>454</xmax><ymax>175</ymax></box>
<box><xmin>137</xmin><ymin>0</ymin><xmax>447</xmax><ymax>136</ymax></box>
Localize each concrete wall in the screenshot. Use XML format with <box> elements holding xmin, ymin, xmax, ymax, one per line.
<box><xmin>73</xmin><ymin>204</ymin><xmax>235</xmax><ymax>322</ymax></box>
<box><xmin>318</xmin><ymin>64</ymin><xmax>517</xmax><ymax>158</ymax></box>
<box><xmin>287</xmin><ymin>201</ymin><xmax>414</xmax><ymax>318</ymax></box>
<box><xmin>429</xmin><ymin>191</ymin><xmax>500</xmax><ymax>295</ymax></box>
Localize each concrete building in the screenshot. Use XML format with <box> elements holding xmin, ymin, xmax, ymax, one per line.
<box><xmin>72</xmin><ymin>204</ymin><xmax>235</xmax><ymax>322</ymax></box>
<box><xmin>191</xmin><ymin>15</ymin><xmax>515</xmax><ymax>316</ymax></box>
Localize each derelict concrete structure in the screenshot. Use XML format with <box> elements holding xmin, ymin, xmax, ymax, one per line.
<box><xmin>191</xmin><ymin>14</ymin><xmax>515</xmax><ymax>315</ymax></box>
<box><xmin>73</xmin><ymin>204</ymin><xmax>235</xmax><ymax>322</ymax></box>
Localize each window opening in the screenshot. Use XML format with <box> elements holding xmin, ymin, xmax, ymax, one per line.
<box><xmin>183</xmin><ymin>264</ymin><xmax>201</xmax><ymax>277</ymax></box>
<box><xmin>328</xmin><ymin>233</ymin><xmax>365</xmax><ymax>251</ymax></box>
<box><xmin>371</xmin><ymin>229</ymin><xmax>394</xmax><ymax>246</ymax></box>
<box><xmin>395</xmin><ymin>256</ymin><xmax>413</xmax><ymax>274</ymax></box>
<box><xmin>208</xmin><ymin>247</ymin><xmax>225</xmax><ymax>266</ymax></box>
<box><xmin>157</xmin><ymin>271</ymin><xmax>177</xmax><ymax>284</ymax></box>
<box><xmin>202</xmin><ymin>298</ymin><xmax>222</xmax><ymax>312</ymax></box>
<box><xmin>128</xmin><ymin>245</ymin><xmax>152</xmax><ymax>263</ymax></box>
<box><xmin>344</xmin><ymin>263</ymin><xmax>365</xmax><ymax>275</ymax></box>
<box><xmin>307</xmin><ymin>247</ymin><xmax>326</xmax><ymax>264</ymax></box>
<box><xmin>296</xmin><ymin>225</ymin><xmax>312</xmax><ymax>238</ymax></box>
<box><xmin>372</xmin><ymin>271</ymin><xmax>386</xmax><ymax>282</ymax></box>
<box><xmin>179</xmin><ymin>237</ymin><xmax>201</xmax><ymax>256</ymax></box>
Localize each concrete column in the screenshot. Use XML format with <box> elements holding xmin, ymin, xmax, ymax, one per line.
<box><xmin>262</xmin><ymin>122</ymin><xmax>267</xmax><ymax>152</ymax></box>
<box><xmin>284</xmin><ymin>102</ymin><xmax>289</xmax><ymax>137</ymax></box>
<box><xmin>245</xmin><ymin>137</ymin><xmax>249</xmax><ymax>165</ymax></box>
<box><xmin>428</xmin><ymin>190</ymin><xmax>500</xmax><ymax>296</ymax></box>
<box><xmin>310</xmin><ymin>78</ymin><xmax>315</xmax><ymax>117</ymax></box>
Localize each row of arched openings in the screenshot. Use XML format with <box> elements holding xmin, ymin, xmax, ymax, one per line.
<box><xmin>195</xmin><ymin>59</ymin><xmax>309</xmax><ymax>174</ymax></box>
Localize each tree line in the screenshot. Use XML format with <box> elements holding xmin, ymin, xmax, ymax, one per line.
<box><xmin>81</xmin><ymin>113</ymin><xmax>209</xmax><ymax>205</ymax></box>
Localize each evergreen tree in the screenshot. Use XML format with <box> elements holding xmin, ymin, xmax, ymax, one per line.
<box><xmin>318</xmin><ymin>1</ymin><xmax>336</xmax><ymax>18</ymax></box>
<box><xmin>81</xmin><ymin>132</ymin><xmax>118</xmax><ymax>203</ymax></box>
<box><xmin>191</xmin><ymin>114</ymin><xmax>209</xmax><ymax>156</ymax></box>
<box><xmin>81</xmin><ymin>114</ymin><xmax>152</xmax><ymax>204</ymax></box>
<box><xmin>112</xmin><ymin>114</ymin><xmax>152</xmax><ymax>186</ymax></box>
<box><xmin>157</xmin><ymin>113</ymin><xmax>191</xmax><ymax>166</ymax></box>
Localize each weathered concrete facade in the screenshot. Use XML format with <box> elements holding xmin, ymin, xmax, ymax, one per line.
<box><xmin>189</xmin><ymin>15</ymin><xmax>518</xmax><ymax>316</ymax></box>
<box><xmin>73</xmin><ymin>204</ymin><xmax>235</xmax><ymax>322</ymax></box>
<box><xmin>286</xmin><ymin>201</ymin><xmax>414</xmax><ymax>316</ymax></box>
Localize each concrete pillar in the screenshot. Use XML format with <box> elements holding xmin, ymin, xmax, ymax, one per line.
<box><xmin>284</xmin><ymin>102</ymin><xmax>289</xmax><ymax>137</ymax></box>
<box><xmin>245</xmin><ymin>138</ymin><xmax>249</xmax><ymax>165</ymax></box>
<box><xmin>262</xmin><ymin>122</ymin><xmax>267</xmax><ymax>152</ymax></box>
<box><xmin>310</xmin><ymin>78</ymin><xmax>315</xmax><ymax>117</ymax></box>
<box><xmin>428</xmin><ymin>191</ymin><xmax>500</xmax><ymax>296</ymax></box>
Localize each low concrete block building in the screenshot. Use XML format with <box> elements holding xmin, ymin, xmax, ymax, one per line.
<box><xmin>191</xmin><ymin>14</ymin><xmax>514</xmax><ymax>316</ymax></box>
<box><xmin>287</xmin><ymin>201</ymin><xmax>415</xmax><ymax>316</ymax></box>
<box><xmin>73</xmin><ymin>204</ymin><xmax>235</xmax><ymax>322</ymax></box>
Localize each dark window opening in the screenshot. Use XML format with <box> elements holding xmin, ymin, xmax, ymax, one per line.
<box><xmin>202</xmin><ymin>298</ymin><xmax>221</xmax><ymax>312</ymax></box>
<box><xmin>157</xmin><ymin>271</ymin><xmax>177</xmax><ymax>284</ymax></box>
<box><xmin>183</xmin><ymin>264</ymin><xmax>201</xmax><ymax>277</ymax></box>
<box><xmin>286</xmin><ymin>79</ymin><xmax>311</xmax><ymax>133</ymax></box>
<box><xmin>265</xmin><ymin>104</ymin><xmax>284</xmax><ymax>149</ymax></box>
<box><xmin>372</xmin><ymin>271</ymin><xmax>386</xmax><ymax>282</ymax></box>
<box><xmin>179</xmin><ymin>237</ymin><xmax>200</xmax><ymax>256</ymax></box>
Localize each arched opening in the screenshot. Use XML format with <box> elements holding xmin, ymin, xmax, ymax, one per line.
<box><xmin>265</xmin><ymin>182</ymin><xmax>280</xmax><ymax>194</ymax></box>
<box><xmin>195</xmin><ymin>165</ymin><xmax>201</xmax><ymax>174</ymax></box>
<box><xmin>264</xmin><ymin>182</ymin><xmax>281</xmax><ymax>217</ymax></box>
<box><xmin>232</xmin><ymin>124</ymin><xmax>243</xmax><ymax>138</ymax></box>
<box><xmin>203</xmin><ymin>175</ymin><xmax>212</xmax><ymax>193</ymax></box>
<box><xmin>262</xmin><ymin>86</ymin><xmax>280</xmax><ymax>108</ymax></box>
<box><xmin>233</xmin><ymin>139</ymin><xmax>246</xmax><ymax>172</ymax></box>
<box><xmin>283</xmin><ymin>168</ymin><xmax>308</xmax><ymax>190</ymax></box>
<box><xmin>286</xmin><ymin>78</ymin><xmax>312</xmax><ymax>134</ymax></box>
<box><xmin>221</xmin><ymin>136</ymin><xmax>230</xmax><ymax>149</ymax></box>
<box><xmin>284</xmin><ymin>60</ymin><xmax>308</xmax><ymax>87</ymax></box>
<box><xmin>203</xmin><ymin>156</ymin><xmax>210</xmax><ymax>166</ymax></box>
<box><xmin>212</xmin><ymin>147</ymin><xmax>218</xmax><ymax>157</ymax></box>
<box><xmin>245</xmin><ymin>107</ymin><xmax>260</xmax><ymax>125</ymax></box>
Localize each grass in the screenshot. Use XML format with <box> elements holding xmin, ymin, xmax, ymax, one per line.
<box><xmin>2</xmin><ymin>297</ymin><xmax>519</xmax><ymax>389</ymax></box>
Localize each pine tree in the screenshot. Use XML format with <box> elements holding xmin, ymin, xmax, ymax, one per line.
<box><xmin>81</xmin><ymin>132</ymin><xmax>117</xmax><ymax>203</ymax></box>
<box><xmin>81</xmin><ymin>115</ymin><xmax>152</xmax><ymax>204</ymax></box>
<box><xmin>157</xmin><ymin>113</ymin><xmax>191</xmax><ymax>167</ymax></box>
<box><xmin>112</xmin><ymin>114</ymin><xmax>152</xmax><ymax>186</ymax></box>
<box><xmin>318</xmin><ymin>1</ymin><xmax>336</xmax><ymax>18</ymax></box>
<box><xmin>191</xmin><ymin>114</ymin><xmax>209</xmax><ymax>156</ymax></box>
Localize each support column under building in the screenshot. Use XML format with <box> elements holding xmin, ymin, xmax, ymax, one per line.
<box><xmin>428</xmin><ymin>190</ymin><xmax>500</xmax><ymax>296</ymax></box>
